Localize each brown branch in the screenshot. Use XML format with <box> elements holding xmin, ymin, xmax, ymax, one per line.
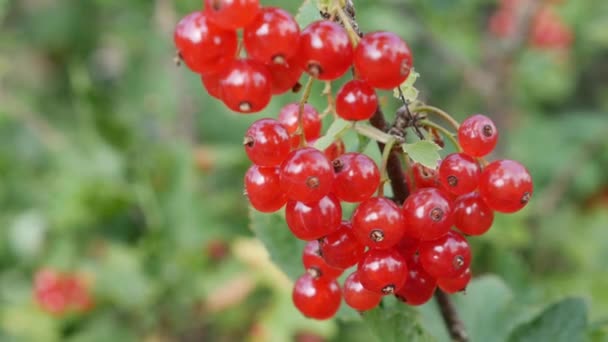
<box><xmin>435</xmin><ymin>290</ymin><xmax>469</xmax><ymax>342</ymax></box>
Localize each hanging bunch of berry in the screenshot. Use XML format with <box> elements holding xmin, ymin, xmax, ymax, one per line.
<box><xmin>174</xmin><ymin>0</ymin><xmax>533</xmax><ymax>325</ymax></box>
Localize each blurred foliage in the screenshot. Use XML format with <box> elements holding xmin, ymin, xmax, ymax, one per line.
<box><xmin>0</xmin><ymin>0</ymin><xmax>607</xmax><ymax>341</ymax></box>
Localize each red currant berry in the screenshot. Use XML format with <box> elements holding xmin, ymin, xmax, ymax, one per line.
<box><xmin>352</xmin><ymin>197</ymin><xmax>405</xmax><ymax>249</ymax></box>
<box><xmin>332</xmin><ymin>153</ymin><xmax>381</xmax><ymax>203</ymax></box>
<box><xmin>244</xmin><ymin>7</ymin><xmax>300</xmax><ymax>65</ymax></box>
<box><xmin>323</xmin><ymin>139</ymin><xmax>346</xmax><ymax>161</ymax></box>
<box><xmin>395</xmin><ymin>254</ymin><xmax>437</xmax><ymax>306</ymax></box>
<box><xmin>336</xmin><ymin>80</ymin><xmax>378</xmax><ymax>121</ymax></box>
<box><xmin>293</xmin><ymin>272</ymin><xmax>341</xmax><ymax>320</ymax></box>
<box><xmin>438</xmin><ymin>153</ymin><xmax>481</xmax><ymax>196</ymax></box>
<box><xmin>411</xmin><ymin>162</ymin><xmax>439</xmax><ymax>189</ymax></box>
<box><xmin>266</xmin><ymin>58</ymin><xmax>303</xmax><ymax>95</ymax></box>
<box><xmin>34</xmin><ymin>269</ymin><xmax>68</xmax><ymax>315</ymax></box>
<box><xmin>395</xmin><ymin>236</ymin><xmax>419</xmax><ymax>259</ymax></box>
<box><xmin>278</xmin><ymin>103</ymin><xmax>322</xmax><ymax>148</ymax></box>
<box><xmin>319</xmin><ymin>221</ymin><xmax>366</xmax><ymax>269</ymax></box>
<box><xmin>343</xmin><ymin>271</ymin><xmax>382</xmax><ymax>311</ymax></box>
<box><xmin>280</xmin><ymin>147</ymin><xmax>334</xmax><ymax>203</ymax></box>
<box><xmin>402</xmin><ymin>188</ymin><xmax>454</xmax><ymax>241</ymax></box>
<box><xmin>358</xmin><ymin>248</ymin><xmax>408</xmax><ymax>294</ymax></box>
<box><xmin>302</xmin><ymin>240</ymin><xmax>344</xmax><ymax>279</ymax></box>
<box><xmin>219</xmin><ymin>59</ymin><xmax>272</xmax><ymax>113</ymax></box>
<box><xmin>174</xmin><ymin>12</ymin><xmax>238</xmax><ymax>74</ymax></box>
<box><xmin>201</xmin><ymin>72</ymin><xmax>222</xmax><ymax>99</ymax></box>
<box><xmin>298</xmin><ymin>20</ymin><xmax>354</xmax><ymax>80</ymax></box>
<box><xmin>437</xmin><ymin>268</ymin><xmax>472</xmax><ymax>294</ymax></box>
<box><xmin>453</xmin><ymin>192</ymin><xmax>494</xmax><ymax>236</ymax></box>
<box><xmin>244</xmin><ymin>165</ymin><xmax>287</xmax><ymax>213</ymax></box>
<box><xmin>285</xmin><ymin>194</ymin><xmax>342</xmax><ymax>240</ymax></box>
<box><xmin>204</xmin><ymin>0</ymin><xmax>260</xmax><ymax>30</ymax></box>
<box><xmin>458</xmin><ymin>114</ymin><xmax>499</xmax><ymax>157</ymax></box>
<box><xmin>243</xmin><ymin>119</ymin><xmax>291</xmax><ymax>167</ymax></box>
<box><xmin>354</xmin><ymin>31</ymin><xmax>413</xmax><ymax>89</ymax></box>
<box><xmin>479</xmin><ymin>159</ymin><xmax>533</xmax><ymax>213</ymax></box>
<box><xmin>63</xmin><ymin>275</ymin><xmax>94</xmax><ymax>312</ymax></box>
<box><xmin>419</xmin><ymin>231</ymin><xmax>471</xmax><ymax>279</ymax></box>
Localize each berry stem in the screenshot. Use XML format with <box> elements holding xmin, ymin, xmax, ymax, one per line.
<box><xmin>413</xmin><ymin>105</ymin><xmax>460</xmax><ymax>132</ymax></box>
<box><xmin>321</xmin><ymin>81</ymin><xmax>337</xmax><ymax>118</ymax></box>
<box><xmin>378</xmin><ymin>137</ymin><xmax>397</xmax><ymax>197</ymax></box>
<box><xmin>435</xmin><ymin>290</ymin><xmax>469</xmax><ymax>342</ymax></box>
<box><xmin>353</xmin><ymin>123</ymin><xmax>394</xmax><ymax>144</ymax></box>
<box><xmin>335</xmin><ymin>4</ymin><xmax>361</xmax><ymax>46</ymax></box>
<box><xmin>297</xmin><ymin>77</ymin><xmax>316</xmax><ymax>146</ymax></box>
<box><xmin>419</xmin><ymin>120</ymin><xmax>463</xmax><ymax>152</ymax></box>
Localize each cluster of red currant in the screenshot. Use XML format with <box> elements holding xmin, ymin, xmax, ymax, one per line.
<box><xmin>33</xmin><ymin>268</ymin><xmax>94</xmax><ymax>316</ymax></box>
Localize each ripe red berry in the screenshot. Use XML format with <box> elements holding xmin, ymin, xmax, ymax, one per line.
<box><xmin>395</xmin><ymin>254</ymin><xmax>437</xmax><ymax>306</ymax></box>
<box><xmin>243</xmin><ymin>119</ymin><xmax>291</xmax><ymax>167</ymax></box>
<box><xmin>358</xmin><ymin>248</ymin><xmax>408</xmax><ymax>294</ymax></box>
<box><xmin>293</xmin><ymin>273</ymin><xmax>341</xmax><ymax>320</ymax></box>
<box><xmin>438</xmin><ymin>153</ymin><xmax>481</xmax><ymax>196</ymax></box>
<box><xmin>63</xmin><ymin>275</ymin><xmax>94</xmax><ymax>312</ymax></box>
<box><xmin>322</xmin><ymin>139</ymin><xmax>346</xmax><ymax>161</ymax></box>
<box><xmin>335</xmin><ymin>80</ymin><xmax>378</xmax><ymax>121</ymax></box>
<box><xmin>453</xmin><ymin>192</ymin><xmax>494</xmax><ymax>236</ymax></box>
<box><xmin>319</xmin><ymin>221</ymin><xmax>366</xmax><ymax>269</ymax></box>
<box><xmin>174</xmin><ymin>12</ymin><xmax>238</xmax><ymax>74</ymax></box>
<box><xmin>478</xmin><ymin>159</ymin><xmax>533</xmax><ymax>213</ymax></box>
<box><xmin>437</xmin><ymin>268</ymin><xmax>472</xmax><ymax>294</ymax></box>
<box><xmin>266</xmin><ymin>58</ymin><xmax>303</xmax><ymax>94</ymax></box>
<box><xmin>34</xmin><ymin>269</ymin><xmax>68</xmax><ymax>315</ymax></box>
<box><xmin>280</xmin><ymin>147</ymin><xmax>334</xmax><ymax>203</ymax></box>
<box><xmin>285</xmin><ymin>194</ymin><xmax>342</xmax><ymax>240</ymax></box>
<box><xmin>298</xmin><ymin>20</ymin><xmax>354</xmax><ymax>80</ymax></box>
<box><xmin>278</xmin><ymin>103</ymin><xmax>322</xmax><ymax>147</ymax></box>
<box><xmin>352</xmin><ymin>197</ymin><xmax>405</xmax><ymax>249</ymax></box>
<box><xmin>201</xmin><ymin>72</ymin><xmax>222</xmax><ymax>99</ymax></box>
<box><xmin>244</xmin><ymin>7</ymin><xmax>300</xmax><ymax>65</ymax></box>
<box><xmin>219</xmin><ymin>59</ymin><xmax>272</xmax><ymax>113</ymax></box>
<box><xmin>354</xmin><ymin>31</ymin><xmax>413</xmax><ymax>89</ymax></box>
<box><xmin>343</xmin><ymin>271</ymin><xmax>383</xmax><ymax>311</ymax></box>
<box><xmin>245</xmin><ymin>165</ymin><xmax>287</xmax><ymax>213</ymax></box>
<box><xmin>332</xmin><ymin>153</ymin><xmax>381</xmax><ymax>203</ymax></box>
<box><xmin>419</xmin><ymin>231</ymin><xmax>471</xmax><ymax>279</ymax></box>
<box><xmin>402</xmin><ymin>188</ymin><xmax>454</xmax><ymax>241</ymax></box>
<box><xmin>302</xmin><ymin>240</ymin><xmax>344</xmax><ymax>279</ymax></box>
<box><xmin>411</xmin><ymin>162</ymin><xmax>439</xmax><ymax>189</ymax></box>
<box><xmin>458</xmin><ymin>114</ymin><xmax>499</xmax><ymax>157</ymax></box>
<box><xmin>395</xmin><ymin>236</ymin><xmax>419</xmax><ymax>259</ymax></box>
<box><xmin>204</xmin><ymin>0</ymin><xmax>260</xmax><ymax>30</ymax></box>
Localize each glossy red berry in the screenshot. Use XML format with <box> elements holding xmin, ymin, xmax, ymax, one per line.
<box><xmin>478</xmin><ymin>159</ymin><xmax>533</xmax><ymax>213</ymax></box>
<box><xmin>278</xmin><ymin>103</ymin><xmax>322</xmax><ymax>147</ymax></box>
<box><xmin>244</xmin><ymin>7</ymin><xmax>300</xmax><ymax>65</ymax></box>
<box><xmin>438</xmin><ymin>153</ymin><xmax>481</xmax><ymax>196</ymax></box>
<box><xmin>402</xmin><ymin>188</ymin><xmax>454</xmax><ymax>241</ymax></box>
<box><xmin>411</xmin><ymin>162</ymin><xmax>439</xmax><ymax>189</ymax></box>
<box><xmin>437</xmin><ymin>268</ymin><xmax>472</xmax><ymax>294</ymax></box>
<box><xmin>302</xmin><ymin>240</ymin><xmax>344</xmax><ymax>279</ymax></box>
<box><xmin>266</xmin><ymin>58</ymin><xmax>303</xmax><ymax>94</ymax></box>
<box><xmin>174</xmin><ymin>11</ymin><xmax>238</xmax><ymax>74</ymax></box>
<box><xmin>298</xmin><ymin>20</ymin><xmax>354</xmax><ymax>80</ymax></box>
<box><xmin>204</xmin><ymin>0</ymin><xmax>260</xmax><ymax>30</ymax></box>
<box><xmin>201</xmin><ymin>72</ymin><xmax>222</xmax><ymax>99</ymax></box>
<box><xmin>458</xmin><ymin>114</ymin><xmax>499</xmax><ymax>157</ymax></box>
<box><xmin>336</xmin><ymin>80</ymin><xmax>378</xmax><ymax>121</ymax></box>
<box><xmin>323</xmin><ymin>139</ymin><xmax>346</xmax><ymax>161</ymax></box>
<box><xmin>395</xmin><ymin>254</ymin><xmax>437</xmax><ymax>306</ymax></box>
<box><xmin>293</xmin><ymin>273</ymin><xmax>341</xmax><ymax>320</ymax></box>
<box><xmin>419</xmin><ymin>231</ymin><xmax>471</xmax><ymax>279</ymax></box>
<box><xmin>244</xmin><ymin>119</ymin><xmax>291</xmax><ymax>167</ymax></box>
<box><xmin>285</xmin><ymin>194</ymin><xmax>342</xmax><ymax>240</ymax></box>
<box><xmin>354</xmin><ymin>31</ymin><xmax>413</xmax><ymax>89</ymax></box>
<box><xmin>343</xmin><ymin>271</ymin><xmax>383</xmax><ymax>311</ymax></box>
<box><xmin>358</xmin><ymin>248</ymin><xmax>408</xmax><ymax>294</ymax></box>
<box><xmin>219</xmin><ymin>59</ymin><xmax>272</xmax><ymax>113</ymax></box>
<box><xmin>453</xmin><ymin>192</ymin><xmax>494</xmax><ymax>236</ymax></box>
<box><xmin>332</xmin><ymin>153</ymin><xmax>381</xmax><ymax>203</ymax></box>
<box><xmin>352</xmin><ymin>197</ymin><xmax>405</xmax><ymax>249</ymax></box>
<box><xmin>319</xmin><ymin>221</ymin><xmax>366</xmax><ymax>269</ymax></box>
<box><xmin>244</xmin><ymin>165</ymin><xmax>287</xmax><ymax>213</ymax></box>
<box><xmin>280</xmin><ymin>147</ymin><xmax>334</xmax><ymax>203</ymax></box>
<box><xmin>395</xmin><ymin>237</ymin><xmax>419</xmax><ymax>259</ymax></box>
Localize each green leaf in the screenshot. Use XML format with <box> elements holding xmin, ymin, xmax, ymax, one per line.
<box><xmin>393</xmin><ymin>69</ymin><xmax>420</xmax><ymax>103</ymax></box>
<box><xmin>402</xmin><ymin>140</ymin><xmax>441</xmax><ymax>169</ymax></box>
<box><xmin>295</xmin><ymin>0</ymin><xmax>321</xmax><ymax>28</ymax></box>
<box><xmin>508</xmin><ymin>298</ymin><xmax>587</xmax><ymax>342</ymax></box>
<box><xmin>363</xmin><ymin>297</ymin><xmax>435</xmax><ymax>342</ymax></box>
<box><xmin>314</xmin><ymin>118</ymin><xmax>351</xmax><ymax>151</ymax></box>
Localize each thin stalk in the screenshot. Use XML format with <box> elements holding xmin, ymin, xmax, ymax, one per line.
<box><xmin>415</xmin><ymin>105</ymin><xmax>460</xmax><ymax>131</ymax></box>
<box><xmin>420</xmin><ymin>120</ymin><xmax>462</xmax><ymax>152</ymax></box>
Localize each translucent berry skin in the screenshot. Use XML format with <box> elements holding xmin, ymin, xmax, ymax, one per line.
<box><xmin>395</xmin><ymin>254</ymin><xmax>437</xmax><ymax>306</ymax></box>
<box><xmin>478</xmin><ymin>159</ymin><xmax>533</xmax><ymax>213</ymax></box>
<box><xmin>352</xmin><ymin>197</ymin><xmax>406</xmax><ymax>249</ymax></box>
<box><xmin>302</xmin><ymin>240</ymin><xmax>344</xmax><ymax>279</ymax></box>
<box><xmin>437</xmin><ymin>268</ymin><xmax>472</xmax><ymax>294</ymax></box>
<box><xmin>174</xmin><ymin>12</ymin><xmax>238</xmax><ymax>74</ymax></box>
<box><xmin>419</xmin><ymin>231</ymin><xmax>471</xmax><ymax>279</ymax></box>
<box><xmin>266</xmin><ymin>59</ymin><xmax>303</xmax><ymax>94</ymax></box>
<box><xmin>219</xmin><ymin>59</ymin><xmax>272</xmax><ymax>113</ymax></box>
<box><xmin>343</xmin><ymin>271</ymin><xmax>383</xmax><ymax>311</ymax></box>
<box><xmin>201</xmin><ymin>73</ymin><xmax>222</xmax><ymax>99</ymax></box>
<box><xmin>438</xmin><ymin>153</ymin><xmax>481</xmax><ymax>196</ymax></box>
<box><xmin>358</xmin><ymin>248</ymin><xmax>408</xmax><ymax>294</ymax></box>
<box><xmin>458</xmin><ymin>114</ymin><xmax>499</xmax><ymax>157</ymax></box>
<box><xmin>285</xmin><ymin>194</ymin><xmax>342</xmax><ymax>240</ymax></box>
<box><xmin>323</xmin><ymin>139</ymin><xmax>345</xmax><ymax>160</ymax></box>
<box><xmin>293</xmin><ymin>273</ymin><xmax>341</xmax><ymax>320</ymax></box>
<box><xmin>280</xmin><ymin>147</ymin><xmax>334</xmax><ymax>203</ymax></box>
<box><xmin>411</xmin><ymin>163</ymin><xmax>439</xmax><ymax>189</ymax></box>
<box><xmin>395</xmin><ymin>237</ymin><xmax>419</xmax><ymax>259</ymax></box>
<box><xmin>336</xmin><ymin>80</ymin><xmax>378</xmax><ymax>121</ymax></box>
<box><xmin>278</xmin><ymin>103</ymin><xmax>322</xmax><ymax>147</ymax></box>
<box><xmin>319</xmin><ymin>221</ymin><xmax>366</xmax><ymax>269</ymax></box>
<box><xmin>298</xmin><ymin>20</ymin><xmax>354</xmax><ymax>80</ymax></box>
<box><xmin>244</xmin><ymin>7</ymin><xmax>300</xmax><ymax>65</ymax></box>
<box><xmin>453</xmin><ymin>192</ymin><xmax>494</xmax><ymax>236</ymax></box>
<box><xmin>244</xmin><ymin>119</ymin><xmax>291</xmax><ymax>167</ymax></box>
<box><xmin>332</xmin><ymin>153</ymin><xmax>381</xmax><ymax>203</ymax></box>
<box><xmin>244</xmin><ymin>166</ymin><xmax>287</xmax><ymax>213</ymax></box>
<box><xmin>204</xmin><ymin>0</ymin><xmax>260</xmax><ymax>30</ymax></box>
<box><xmin>354</xmin><ymin>31</ymin><xmax>413</xmax><ymax>89</ymax></box>
<box><xmin>402</xmin><ymin>188</ymin><xmax>454</xmax><ymax>241</ymax></box>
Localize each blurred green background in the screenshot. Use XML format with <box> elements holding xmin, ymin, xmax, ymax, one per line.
<box><xmin>0</xmin><ymin>0</ymin><xmax>607</xmax><ymax>341</ymax></box>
